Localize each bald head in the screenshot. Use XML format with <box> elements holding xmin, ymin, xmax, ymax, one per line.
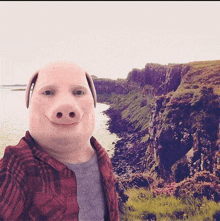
<box><xmin>26</xmin><ymin>61</ymin><xmax>97</xmax><ymax>108</ymax></box>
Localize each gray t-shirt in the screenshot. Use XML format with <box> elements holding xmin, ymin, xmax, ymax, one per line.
<box><xmin>65</xmin><ymin>153</ymin><xmax>107</xmax><ymax>221</ymax></box>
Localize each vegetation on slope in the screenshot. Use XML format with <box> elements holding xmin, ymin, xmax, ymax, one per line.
<box><xmin>120</xmin><ymin>171</ymin><xmax>220</xmax><ymax>220</ymax></box>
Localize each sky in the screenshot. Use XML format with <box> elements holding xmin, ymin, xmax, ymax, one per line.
<box><xmin>0</xmin><ymin>1</ymin><xmax>220</xmax><ymax>84</ymax></box>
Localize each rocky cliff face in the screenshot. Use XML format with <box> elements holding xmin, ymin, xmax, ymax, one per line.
<box><xmin>94</xmin><ymin>60</ymin><xmax>220</xmax><ymax>183</ymax></box>
<box><xmin>127</xmin><ymin>63</ymin><xmax>190</xmax><ymax>95</ymax></box>
<box><xmin>147</xmin><ymin>87</ymin><xmax>220</xmax><ymax>182</ymax></box>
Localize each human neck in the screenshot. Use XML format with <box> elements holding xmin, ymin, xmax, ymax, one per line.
<box><xmin>36</xmin><ymin>138</ymin><xmax>95</xmax><ymax>164</ymax></box>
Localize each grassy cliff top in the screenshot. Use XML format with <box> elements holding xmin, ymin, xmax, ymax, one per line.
<box><xmin>188</xmin><ymin>60</ymin><xmax>220</xmax><ymax>69</ymax></box>
<box><xmin>175</xmin><ymin>60</ymin><xmax>220</xmax><ymax>96</ymax></box>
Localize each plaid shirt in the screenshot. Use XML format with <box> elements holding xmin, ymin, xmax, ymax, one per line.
<box><xmin>0</xmin><ymin>131</ymin><xmax>119</xmax><ymax>220</ymax></box>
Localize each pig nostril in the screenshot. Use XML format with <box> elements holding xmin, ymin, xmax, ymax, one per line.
<box><xmin>57</xmin><ymin>112</ymin><xmax>63</xmax><ymax>118</ymax></box>
<box><xmin>69</xmin><ymin>112</ymin><xmax>75</xmax><ymax>118</ymax></box>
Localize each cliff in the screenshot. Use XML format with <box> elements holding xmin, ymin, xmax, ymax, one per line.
<box><xmin>94</xmin><ymin>60</ymin><xmax>220</xmax><ymax>184</ymax></box>
<box><xmin>127</xmin><ymin>63</ymin><xmax>190</xmax><ymax>95</ymax></box>
<box><xmin>93</xmin><ymin>78</ymin><xmax>129</xmax><ymax>103</ymax></box>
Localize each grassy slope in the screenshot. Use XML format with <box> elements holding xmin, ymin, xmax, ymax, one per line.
<box><xmin>175</xmin><ymin>60</ymin><xmax>220</xmax><ymax>96</ymax></box>
<box><xmin>121</xmin><ymin>188</ymin><xmax>220</xmax><ymax>221</ymax></box>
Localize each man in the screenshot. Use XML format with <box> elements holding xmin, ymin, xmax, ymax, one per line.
<box><xmin>0</xmin><ymin>62</ymin><xmax>119</xmax><ymax>220</ymax></box>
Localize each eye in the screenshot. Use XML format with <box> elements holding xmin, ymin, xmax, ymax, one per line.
<box><xmin>42</xmin><ymin>90</ymin><xmax>54</xmax><ymax>96</ymax></box>
<box><xmin>73</xmin><ymin>90</ymin><xmax>85</xmax><ymax>96</ymax></box>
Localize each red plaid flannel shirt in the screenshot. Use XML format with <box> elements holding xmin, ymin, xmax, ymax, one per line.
<box><xmin>0</xmin><ymin>131</ymin><xmax>119</xmax><ymax>220</ymax></box>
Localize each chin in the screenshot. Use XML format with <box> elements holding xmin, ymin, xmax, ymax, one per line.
<box><xmin>29</xmin><ymin>123</ymin><xmax>94</xmax><ymax>147</ymax></box>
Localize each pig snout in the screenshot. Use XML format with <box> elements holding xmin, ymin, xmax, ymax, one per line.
<box><xmin>47</xmin><ymin>103</ymin><xmax>82</xmax><ymax>125</ymax></box>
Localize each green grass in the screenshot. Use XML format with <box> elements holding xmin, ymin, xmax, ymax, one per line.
<box><xmin>176</xmin><ymin>60</ymin><xmax>220</xmax><ymax>96</ymax></box>
<box><xmin>120</xmin><ymin>188</ymin><xmax>220</xmax><ymax>221</ymax></box>
<box><xmin>188</xmin><ymin>60</ymin><xmax>220</xmax><ymax>69</ymax></box>
<box><xmin>107</xmin><ymin>90</ymin><xmax>156</xmax><ymax>132</ymax></box>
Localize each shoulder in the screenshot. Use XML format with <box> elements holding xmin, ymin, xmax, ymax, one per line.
<box><xmin>0</xmin><ymin>138</ymin><xmax>30</xmax><ymax>219</ymax></box>
<box><xmin>0</xmin><ymin>137</ymin><xmax>34</xmax><ymax>179</ymax></box>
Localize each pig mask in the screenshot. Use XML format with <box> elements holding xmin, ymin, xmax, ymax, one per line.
<box><xmin>26</xmin><ymin>62</ymin><xmax>97</xmax><ymax>156</ymax></box>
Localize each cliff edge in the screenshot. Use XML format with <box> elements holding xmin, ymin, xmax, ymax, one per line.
<box><xmin>93</xmin><ymin>60</ymin><xmax>220</xmax><ymax>183</ymax></box>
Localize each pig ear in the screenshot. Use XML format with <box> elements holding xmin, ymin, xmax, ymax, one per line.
<box><xmin>25</xmin><ymin>71</ymin><xmax>39</xmax><ymax>108</ymax></box>
<box><xmin>85</xmin><ymin>72</ymin><xmax>97</xmax><ymax>107</ymax></box>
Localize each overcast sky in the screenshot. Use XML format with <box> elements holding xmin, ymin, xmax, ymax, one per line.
<box><xmin>0</xmin><ymin>1</ymin><xmax>220</xmax><ymax>84</ymax></box>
